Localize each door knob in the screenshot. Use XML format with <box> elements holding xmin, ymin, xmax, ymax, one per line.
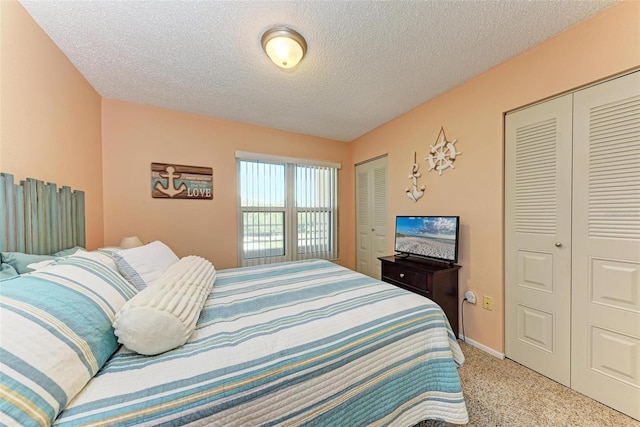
<box><xmin>555</xmin><ymin>242</ymin><xmax>562</xmax><ymax>247</ymax></box>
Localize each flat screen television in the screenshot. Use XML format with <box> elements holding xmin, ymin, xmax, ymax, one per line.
<box><xmin>394</xmin><ymin>216</ymin><xmax>460</xmax><ymax>265</ymax></box>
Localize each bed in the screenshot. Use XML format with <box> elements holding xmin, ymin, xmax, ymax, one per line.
<box><xmin>0</xmin><ymin>174</ymin><xmax>468</xmax><ymax>426</ymax></box>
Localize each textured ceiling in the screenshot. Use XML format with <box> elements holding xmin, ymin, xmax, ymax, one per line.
<box><xmin>20</xmin><ymin>0</ymin><xmax>617</xmax><ymax>142</ymax></box>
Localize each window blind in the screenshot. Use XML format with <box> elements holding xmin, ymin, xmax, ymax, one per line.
<box><xmin>237</xmin><ymin>156</ymin><xmax>338</xmax><ymax>267</ymax></box>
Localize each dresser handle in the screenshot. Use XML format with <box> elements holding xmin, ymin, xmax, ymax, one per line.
<box><xmin>399</xmin><ymin>273</ymin><xmax>405</xmax><ymax>278</ymax></box>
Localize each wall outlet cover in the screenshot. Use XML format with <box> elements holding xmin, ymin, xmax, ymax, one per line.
<box><xmin>464</xmin><ymin>290</ymin><xmax>476</xmax><ymax>304</ymax></box>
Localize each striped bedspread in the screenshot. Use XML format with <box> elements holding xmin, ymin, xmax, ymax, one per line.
<box><xmin>54</xmin><ymin>259</ymin><xmax>468</xmax><ymax>426</ymax></box>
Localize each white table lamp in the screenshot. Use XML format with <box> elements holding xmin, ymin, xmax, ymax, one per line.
<box><xmin>119</xmin><ymin>236</ymin><xmax>143</xmax><ymax>249</ymax></box>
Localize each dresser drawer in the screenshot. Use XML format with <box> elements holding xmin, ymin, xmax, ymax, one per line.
<box><xmin>382</xmin><ymin>262</ymin><xmax>428</xmax><ymax>292</ymax></box>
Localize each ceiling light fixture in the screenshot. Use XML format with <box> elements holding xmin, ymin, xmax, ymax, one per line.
<box><xmin>261</xmin><ymin>26</ymin><xmax>307</xmax><ymax>70</ymax></box>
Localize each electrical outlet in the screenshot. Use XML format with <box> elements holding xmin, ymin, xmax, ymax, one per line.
<box><xmin>464</xmin><ymin>290</ymin><xmax>476</xmax><ymax>304</ymax></box>
<box><xmin>483</xmin><ymin>296</ymin><xmax>494</xmax><ymax>311</ymax></box>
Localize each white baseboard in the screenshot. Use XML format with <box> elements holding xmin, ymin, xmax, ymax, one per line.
<box><xmin>458</xmin><ymin>335</ymin><xmax>505</xmax><ymax>359</ymax></box>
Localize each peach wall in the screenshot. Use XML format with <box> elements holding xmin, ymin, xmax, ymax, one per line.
<box><xmin>0</xmin><ymin>1</ymin><xmax>104</xmax><ymax>249</ymax></box>
<box><xmin>4</xmin><ymin>0</ymin><xmax>637</xmax><ymax>354</ymax></box>
<box><xmin>351</xmin><ymin>2</ymin><xmax>640</xmax><ymax>353</ymax></box>
<box><xmin>101</xmin><ymin>99</ymin><xmax>353</xmax><ymax>270</ymax></box>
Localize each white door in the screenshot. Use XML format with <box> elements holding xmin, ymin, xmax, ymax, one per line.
<box><xmin>356</xmin><ymin>156</ymin><xmax>388</xmax><ymax>279</ymax></box>
<box><xmin>571</xmin><ymin>71</ymin><xmax>640</xmax><ymax>419</ymax></box>
<box><xmin>505</xmin><ymin>94</ymin><xmax>573</xmax><ymax>386</ymax></box>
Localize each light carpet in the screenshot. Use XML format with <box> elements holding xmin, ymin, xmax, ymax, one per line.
<box><xmin>417</xmin><ymin>341</ymin><xmax>639</xmax><ymax>427</ymax></box>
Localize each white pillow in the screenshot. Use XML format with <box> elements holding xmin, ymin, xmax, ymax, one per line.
<box><xmin>25</xmin><ymin>259</ymin><xmax>58</xmax><ymax>271</ymax></box>
<box><xmin>113</xmin><ymin>255</ymin><xmax>216</xmax><ymax>355</ymax></box>
<box><xmin>113</xmin><ymin>240</ymin><xmax>179</xmax><ymax>290</ymax></box>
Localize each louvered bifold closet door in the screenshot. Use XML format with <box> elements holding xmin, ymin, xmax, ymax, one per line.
<box><xmin>505</xmin><ymin>94</ymin><xmax>573</xmax><ymax>386</ymax></box>
<box><xmin>371</xmin><ymin>160</ymin><xmax>388</xmax><ymax>279</ymax></box>
<box><xmin>356</xmin><ymin>167</ymin><xmax>371</xmax><ymax>275</ymax></box>
<box><xmin>571</xmin><ymin>71</ymin><xmax>640</xmax><ymax>420</ymax></box>
<box><xmin>355</xmin><ymin>156</ymin><xmax>388</xmax><ymax>279</ymax></box>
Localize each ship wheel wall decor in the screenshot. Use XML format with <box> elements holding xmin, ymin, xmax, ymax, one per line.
<box><xmin>426</xmin><ymin>127</ymin><xmax>462</xmax><ymax>176</ymax></box>
<box><xmin>405</xmin><ymin>151</ymin><xmax>425</xmax><ymax>202</ymax></box>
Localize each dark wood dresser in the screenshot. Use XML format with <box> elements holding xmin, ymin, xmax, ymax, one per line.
<box><xmin>379</xmin><ymin>255</ymin><xmax>460</xmax><ymax>337</ymax></box>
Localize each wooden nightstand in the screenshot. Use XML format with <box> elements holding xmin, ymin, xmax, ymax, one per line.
<box><xmin>379</xmin><ymin>255</ymin><xmax>460</xmax><ymax>337</ymax></box>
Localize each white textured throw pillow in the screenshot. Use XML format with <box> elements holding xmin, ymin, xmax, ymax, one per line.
<box><xmin>113</xmin><ymin>240</ymin><xmax>179</xmax><ymax>290</ymax></box>
<box><xmin>113</xmin><ymin>256</ymin><xmax>216</xmax><ymax>355</ymax></box>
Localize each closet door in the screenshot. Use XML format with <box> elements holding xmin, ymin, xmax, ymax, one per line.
<box><xmin>505</xmin><ymin>94</ymin><xmax>573</xmax><ymax>386</ymax></box>
<box><xmin>355</xmin><ymin>156</ymin><xmax>388</xmax><ymax>279</ymax></box>
<box><xmin>571</xmin><ymin>71</ymin><xmax>640</xmax><ymax>420</ymax></box>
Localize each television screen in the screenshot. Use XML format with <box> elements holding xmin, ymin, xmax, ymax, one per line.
<box><xmin>394</xmin><ymin>216</ymin><xmax>460</xmax><ymax>264</ymax></box>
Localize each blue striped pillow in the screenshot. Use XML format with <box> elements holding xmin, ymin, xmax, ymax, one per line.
<box><xmin>0</xmin><ymin>251</ymin><xmax>137</xmax><ymax>426</ymax></box>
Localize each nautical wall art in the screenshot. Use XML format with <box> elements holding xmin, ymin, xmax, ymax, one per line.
<box><xmin>151</xmin><ymin>163</ymin><xmax>213</xmax><ymax>199</ymax></box>
<box><xmin>426</xmin><ymin>126</ymin><xmax>462</xmax><ymax>176</ymax></box>
<box><xmin>405</xmin><ymin>152</ymin><xmax>425</xmax><ymax>202</ymax></box>
<box><xmin>402</xmin><ymin>127</ymin><xmax>462</xmax><ymax>203</ymax></box>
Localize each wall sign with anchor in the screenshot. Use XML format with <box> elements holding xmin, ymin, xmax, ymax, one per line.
<box><xmin>151</xmin><ymin>162</ymin><xmax>213</xmax><ymax>199</ymax></box>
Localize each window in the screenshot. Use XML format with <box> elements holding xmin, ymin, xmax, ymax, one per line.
<box><xmin>237</xmin><ymin>152</ymin><xmax>339</xmax><ymax>266</ymax></box>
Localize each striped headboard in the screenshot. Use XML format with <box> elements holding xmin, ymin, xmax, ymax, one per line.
<box><xmin>0</xmin><ymin>173</ymin><xmax>85</xmax><ymax>254</ymax></box>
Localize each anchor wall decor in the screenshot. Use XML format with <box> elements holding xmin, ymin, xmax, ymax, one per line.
<box><xmin>405</xmin><ymin>152</ymin><xmax>425</xmax><ymax>202</ymax></box>
<box><xmin>151</xmin><ymin>162</ymin><xmax>213</xmax><ymax>199</ymax></box>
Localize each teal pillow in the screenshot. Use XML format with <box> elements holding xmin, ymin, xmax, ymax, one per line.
<box><xmin>1</xmin><ymin>247</ymin><xmax>85</xmax><ymax>274</ymax></box>
<box><xmin>0</xmin><ymin>263</ymin><xmax>18</xmax><ymax>279</ymax></box>
<box><xmin>1</xmin><ymin>252</ymin><xmax>57</xmax><ymax>274</ymax></box>
<box><xmin>0</xmin><ymin>250</ymin><xmax>137</xmax><ymax>426</ymax></box>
